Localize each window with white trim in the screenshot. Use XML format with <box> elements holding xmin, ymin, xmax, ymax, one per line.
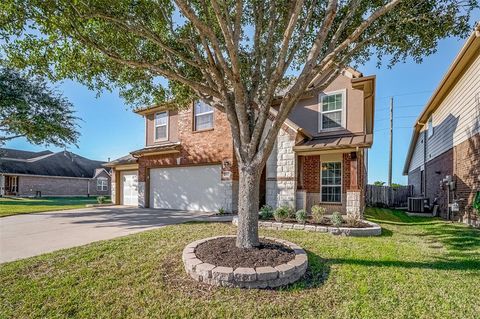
<box><xmin>321</xmin><ymin>162</ymin><xmax>342</xmax><ymax>203</ymax></box>
<box><xmin>155</xmin><ymin>111</ymin><xmax>168</xmax><ymax>141</ymax></box>
<box><xmin>319</xmin><ymin>90</ymin><xmax>345</xmax><ymax>130</ymax></box>
<box><xmin>194</xmin><ymin>100</ymin><xmax>214</xmax><ymax>131</ymax></box>
<box><xmin>97</xmin><ymin>177</ymin><xmax>108</xmax><ymax>191</ymax></box>
<box><xmin>427</xmin><ymin>116</ymin><xmax>434</xmax><ymax>138</ymax></box>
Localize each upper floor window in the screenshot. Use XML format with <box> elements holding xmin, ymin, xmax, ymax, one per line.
<box><xmin>321</xmin><ymin>161</ymin><xmax>342</xmax><ymax>203</ymax></box>
<box><xmin>319</xmin><ymin>89</ymin><xmax>346</xmax><ymax>131</ymax></box>
<box><xmin>194</xmin><ymin>100</ymin><xmax>214</xmax><ymax>131</ymax></box>
<box><xmin>155</xmin><ymin>111</ymin><xmax>169</xmax><ymax>141</ymax></box>
<box><xmin>427</xmin><ymin>116</ymin><xmax>434</xmax><ymax>138</ymax></box>
<box><xmin>97</xmin><ymin>177</ymin><xmax>108</xmax><ymax>191</ymax></box>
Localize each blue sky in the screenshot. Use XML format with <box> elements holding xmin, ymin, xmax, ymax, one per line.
<box><xmin>3</xmin><ymin>31</ymin><xmax>474</xmax><ymax>184</ymax></box>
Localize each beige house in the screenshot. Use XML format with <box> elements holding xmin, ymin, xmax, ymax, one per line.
<box><xmin>106</xmin><ymin>68</ymin><xmax>375</xmax><ymax>215</ymax></box>
<box><xmin>403</xmin><ymin>25</ymin><xmax>480</xmax><ymax>225</ymax></box>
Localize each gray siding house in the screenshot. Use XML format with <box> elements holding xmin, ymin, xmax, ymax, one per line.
<box><xmin>403</xmin><ymin>25</ymin><xmax>480</xmax><ymax>225</ymax></box>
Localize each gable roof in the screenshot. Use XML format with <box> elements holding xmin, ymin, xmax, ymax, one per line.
<box><xmin>133</xmin><ymin>67</ymin><xmax>374</xmax><ymax>142</ymax></box>
<box><xmin>403</xmin><ymin>24</ymin><xmax>480</xmax><ymax>175</ymax></box>
<box><xmin>0</xmin><ymin>148</ymin><xmax>106</xmax><ymax>178</ymax></box>
<box><xmin>103</xmin><ymin>154</ymin><xmax>137</xmax><ymax>167</ymax></box>
<box><xmin>0</xmin><ymin>149</ymin><xmax>53</xmax><ymax>160</ymax></box>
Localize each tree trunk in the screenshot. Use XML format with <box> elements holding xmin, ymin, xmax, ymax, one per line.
<box><xmin>236</xmin><ymin>163</ymin><xmax>262</xmax><ymax>248</ymax></box>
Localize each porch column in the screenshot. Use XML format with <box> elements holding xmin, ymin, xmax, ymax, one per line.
<box><xmin>0</xmin><ymin>175</ymin><xmax>4</xmax><ymax>196</ymax></box>
<box><xmin>345</xmin><ymin>152</ymin><xmax>363</xmax><ymax>217</ymax></box>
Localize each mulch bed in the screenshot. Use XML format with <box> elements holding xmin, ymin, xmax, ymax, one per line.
<box><xmin>195</xmin><ymin>237</ymin><xmax>295</xmax><ymax>268</ymax></box>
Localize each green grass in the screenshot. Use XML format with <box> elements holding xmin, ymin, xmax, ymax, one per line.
<box><xmin>0</xmin><ymin>196</ymin><xmax>110</xmax><ymax>217</ymax></box>
<box><xmin>1</xmin><ymin>208</ymin><xmax>479</xmax><ymax>318</ymax></box>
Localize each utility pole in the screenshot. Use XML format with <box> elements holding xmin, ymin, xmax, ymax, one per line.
<box><xmin>388</xmin><ymin>97</ymin><xmax>393</xmax><ymax>186</ymax></box>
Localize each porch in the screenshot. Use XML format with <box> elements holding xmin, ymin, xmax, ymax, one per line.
<box><xmin>295</xmin><ymin>150</ymin><xmax>366</xmax><ymax>215</ymax></box>
<box><xmin>0</xmin><ymin>175</ymin><xmax>18</xmax><ymax>196</ymax></box>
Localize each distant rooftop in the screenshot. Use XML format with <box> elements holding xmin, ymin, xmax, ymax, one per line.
<box><xmin>0</xmin><ymin>148</ymin><xmax>107</xmax><ymax>178</ymax></box>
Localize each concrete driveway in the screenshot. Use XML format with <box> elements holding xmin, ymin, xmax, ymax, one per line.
<box><xmin>0</xmin><ymin>206</ymin><xmax>232</xmax><ymax>263</ymax></box>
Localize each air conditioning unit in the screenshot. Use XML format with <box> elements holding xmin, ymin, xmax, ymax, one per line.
<box><xmin>408</xmin><ymin>197</ymin><xmax>429</xmax><ymax>213</ymax></box>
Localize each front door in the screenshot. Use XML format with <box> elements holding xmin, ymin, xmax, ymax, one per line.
<box><xmin>121</xmin><ymin>171</ymin><xmax>138</xmax><ymax>206</ymax></box>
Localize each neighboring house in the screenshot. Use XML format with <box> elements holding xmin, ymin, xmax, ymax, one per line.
<box><xmin>105</xmin><ymin>68</ymin><xmax>375</xmax><ymax>214</ymax></box>
<box><xmin>403</xmin><ymin>25</ymin><xmax>480</xmax><ymax>224</ymax></box>
<box><xmin>0</xmin><ymin>148</ymin><xmax>111</xmax><ymax>197</ymax></box>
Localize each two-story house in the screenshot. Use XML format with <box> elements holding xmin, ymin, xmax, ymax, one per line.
<box><xmin>403</xmin><ymin>25</ymin><xmax>479</xmax><ymax>225</ymax></box>
<box><xmin>105</xmin><ymin>68</ymin><xmax>375</xmax><ymax>215</ymax></box>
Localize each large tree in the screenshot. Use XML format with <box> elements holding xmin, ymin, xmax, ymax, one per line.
<box><xmin>0</xmin><ymin>67</ymin><xmax>79</xmax><ymax>147</ymax></box>
<box><xmin>0</xmin><ymin>0</ymin><xmax>475</xmax><ymax>248</ymax></box>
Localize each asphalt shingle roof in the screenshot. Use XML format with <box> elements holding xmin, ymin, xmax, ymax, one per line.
<box><xmin>0</xmin><ymin>148</ymin><xmax>106</xmax><ymax>178</ymax></box>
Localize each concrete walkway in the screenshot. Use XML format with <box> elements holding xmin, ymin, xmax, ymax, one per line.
<box><xmin>0</xmin><ymin>206</ymin><xmax>232</xmax><ymax>263</ymax></box>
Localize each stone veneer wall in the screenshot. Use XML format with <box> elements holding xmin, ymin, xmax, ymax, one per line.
<box><xmin>266</xmin><ymin>128</ymin><xmax>296</xmax><ymax>208</ymax></box>
<box><xmin>138</xmin><ymin>181</ymin><xmax>146</xmax><ymax>208</ymax></box>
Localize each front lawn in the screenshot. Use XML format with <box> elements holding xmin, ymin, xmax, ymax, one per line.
<box><xmin>0</xmin><ymin>196</ymin><xmax>110</xmax><ymax>217</ymax></box>
<box><xmin>1</xmin><ymin>208</ymin><xmax>479</xmax><ymax>318</ymax></box>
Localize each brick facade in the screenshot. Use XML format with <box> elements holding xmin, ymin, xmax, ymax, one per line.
<box><xmin>137</xmin><ymin>107</ymin><xmax>238</xmax><ymax>210</ymax></box>
<box><xmin>408</xmin><ymin>166</ymin><xmax>423</xmax><ymax>197</ymax></box>
<box><xmin>296</xmin><ymin>151</ymin><xmax>365</xmax><ymax>214</ymax></box>
<box><xmin>454</xmin><ymin>133</ymin><xmax>479</xmax><ymax>223</ymax></box>
<box><xmin>138</xmin><ymin>107</ymin><xmax>236</xmax><ymax>183</ymax></box>
<box><xmin>14</xmin><ymin>173</ymin><xmax>111</xmax><ymax>197</ymax></box>
<box><xmin>426</xmin><ymin>149</ymin><xmax>453</xmax><ymax>217</ymax></box>
<box><xmin>408</xmin><ymin>133</ymin><xmax>479</xmax><ymax>223</ymax></box>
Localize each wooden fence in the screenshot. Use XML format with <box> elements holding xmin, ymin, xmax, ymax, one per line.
<box><xmin>365</xmin><ymin>184</ymin><xmax>414</xmax><ymax>208</ymax></box>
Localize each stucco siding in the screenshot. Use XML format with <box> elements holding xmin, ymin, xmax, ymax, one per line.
<box><xmin>287</xmin><ymin>73</ymin><xmax>366</xmax><ymax>136</ymax></box>
<box><xmin>426</xmin><ymin>53</ymin><xmax>480</xmax><ymax>162</ymax></box>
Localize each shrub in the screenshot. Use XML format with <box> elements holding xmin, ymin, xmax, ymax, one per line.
<box><xmin>273</xmin><ymin>206</ymin><xmax>290</xmax><ymax>222</ymax></box>
<box><xmin>218</xmin><ymin>207</ymin><xmax>226</xmax><ymax>215</ymax></box>
<box><xmin>295</xmin><ymin>209</ymin><xmax>307</xmax><ymax>224</ymax></box>
<box><xmin>331</xmin><ymin>211</ymin><xmax>343</xmax><ymax>227</ymax></box>
<box><xmin>259</xmin><ymin>205</ymin><xmax>274</xmax><ymax>220</ymax></box>
<box><xmin>97</xmin><ymin>196</ymin><xmax>107</xmax><ymax>204</ymax></box>
<box><xmin>345</xmin><ymin>213</ymin><xmax>361</xmax><ymax>227</ymax></box>
<box><xmin>311</xmin><ymin>205</ymin><xmax>326</xmax><ymax>224</ymax></box>
<box><xmin>473</xmin><ymin>191</ymin><xmax>480</xmax><ymax>212</ymax></box>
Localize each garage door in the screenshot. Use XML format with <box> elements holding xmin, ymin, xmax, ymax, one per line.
<box><xmin>121</xmin><ymin>171</ymin><xmax>138</xmax><ymax>206</ymax></box>
<box><xmin>150</xmin><ymin>165</ymin><xmax>223</xmax><ymax>212</ymax></box>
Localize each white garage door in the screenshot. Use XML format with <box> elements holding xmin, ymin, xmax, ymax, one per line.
<box><xmin>150</xmin><ymin>165</ymin><xmax>223</xmax><ymax>212</ymax></box>
<box><xmin>121</xmin><ymin>171</ymin><xmax>138</xmax><ymax>206</ymax></box>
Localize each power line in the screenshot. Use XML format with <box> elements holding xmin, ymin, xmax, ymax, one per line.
<box><xmin>376</xmin><ymin>104</ymin><xmax>424</xmax><ymax>111</ymax></box>
<box><xmin>374</xmin><ymin>126</ymin><xmax>412</xmax><ymax>132</ymax></box>
<box><xmin>376</xmin><ymin>115</ymin><xmax>416</xmax><ymax>122</ymax></box>
<box><xmin>377</xmin><ymin>90</ymin><xmax>432</xmax><ymax>99</ymax></box>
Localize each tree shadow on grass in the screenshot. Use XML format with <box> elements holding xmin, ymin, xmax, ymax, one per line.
<box><xmin>328</xmin><ymin>257</ymin><xmax>480</xmax><ymax>272</ymax></box>
<box><xmin>365</xmin><ymin>207</ymin><xmax>442</xmax><ymax>226</ymax></box>
<box><xmin>279</xmin><ymin>250</ymin><xmax>331</xmax><ymax>291</ymax></box>
<box><xmin>379</xmin><ymin>227</ymin><xmax>393</xmax><ymax>237</ymax></box>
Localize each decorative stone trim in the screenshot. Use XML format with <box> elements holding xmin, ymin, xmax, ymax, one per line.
<box><xmin>183</xmin><ymin>236</ymin><xmax>308</xmax><ymax>289</ymax></box>
<box><xmin>232</xmin><ymin>217</ymin><xmax>382</xmax><ymax>237</ymax></box>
